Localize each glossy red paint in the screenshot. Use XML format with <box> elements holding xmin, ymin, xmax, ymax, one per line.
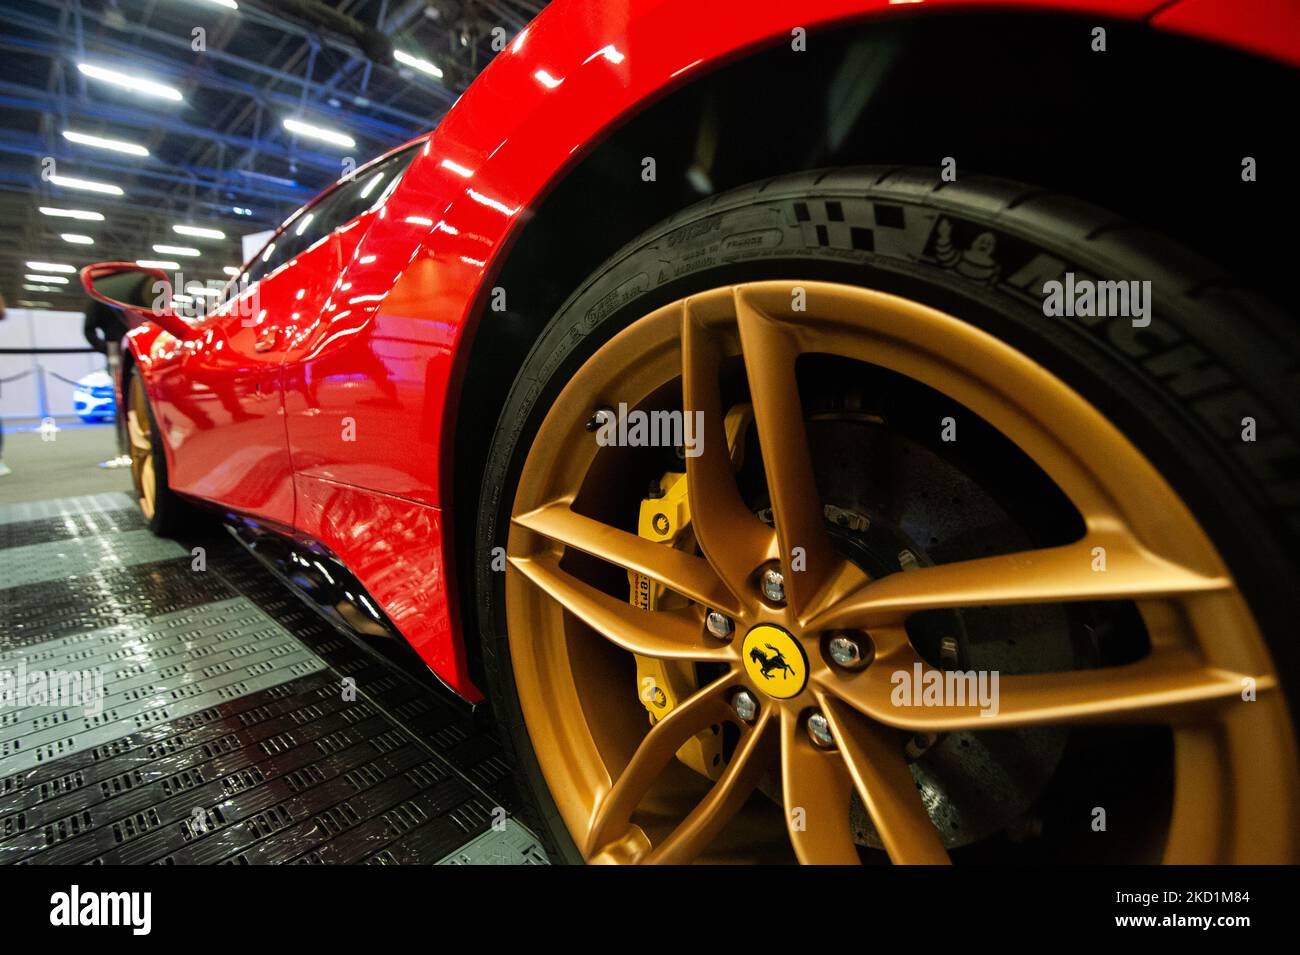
<box><xmin>1154</xmin><ymin>0</ymin><xmax>1300</xmax><ymax>69</ymax></box>
<box><xmin>294</xmin><ymin>477</ymin><xmax>466</xmax><ymax>689</ymax></box>
<box><xmin>117</xmin><ymin>0</ymin><xmax>1298</xmax><ymax>701</ymax></box>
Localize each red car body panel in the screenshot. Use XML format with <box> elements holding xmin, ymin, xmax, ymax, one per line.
<box><xmin>120</xmin><ymin>0</ymin><xmax>1298</xmax><ymax>702</ymax></box>
<box><xmin>1154</xmin><ymin>0</ymin><xmax>1300</xmax><ymax>69</ymax></box>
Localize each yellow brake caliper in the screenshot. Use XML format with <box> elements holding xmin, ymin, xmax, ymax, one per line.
<box><xmin>629</xmin><ymin>404</ymin><xmax>752</xmax><ymax>782</ymax></box>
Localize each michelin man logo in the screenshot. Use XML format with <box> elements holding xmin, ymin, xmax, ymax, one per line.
<box><xmin>933</xmin><ymin>217</ymin><xmax>1000</xmax><ymax>283</ymax></box>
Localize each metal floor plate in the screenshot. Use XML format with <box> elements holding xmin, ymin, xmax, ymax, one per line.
<box><xmin>437</xmin><ymin>817</ymin><xmax>550</xmax><ymax>865</ymax></box>
<box><xmin>0</xmin><ymin>529</ymin><xmax>186</xmax><ymax>589</ymax></box>
<box><xmin>0</xmin><ymin>491</ymin><xmax>138</xmax><ymax>525</ymax></box>
<box><xmin>0</xmin><ymin>493</ymin><xmax>545</xmax><ymax>865</ymax></box>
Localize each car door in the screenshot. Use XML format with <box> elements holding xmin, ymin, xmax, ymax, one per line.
<box><xmin>279</xmin><ymin>146</ymin><xmax>421</xmax><ymax>492</ymax></box>
<box><xmin>158</xmin><ymin>195</ymin><xmax>343</xmax><ymax>527</ymax></box>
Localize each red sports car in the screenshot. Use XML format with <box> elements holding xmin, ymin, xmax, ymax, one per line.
<box><xmin>83</xmin><ymin>0</ymin><xmax>1300</xmax><ymax>864</ymax></box>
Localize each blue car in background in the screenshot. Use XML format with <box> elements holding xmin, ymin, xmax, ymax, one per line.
<box><xmin>72</xmin><ymin>370</ymin><xmax>115</xmax><ymax>423</ymax></box>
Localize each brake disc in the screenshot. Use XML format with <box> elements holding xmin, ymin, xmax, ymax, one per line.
<box><xmin>801</xmin><ymin>411</ymin><xmax>1074</xmax><ymax>850</ymax></box>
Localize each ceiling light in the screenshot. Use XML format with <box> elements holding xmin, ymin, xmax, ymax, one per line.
<box><xmin>26</xmin><ymin>274</ymin><xmax>69</xmax><ymax>284</ymax></box>
<box><xmin>136</xmin><ymin>259</ymin><xmax>180</xmax><ymax>270</ymax></box>
<box><xmin>24</xmin><ymin>284</ymin><xmax>60</xmax><ymax>292</ymax></box>
<box><xmin>17</xmin><ymin>300</ymin><xmax>53</xmax><ymax>307</ymax></box>
<box><xmin>77</xmin><ymin>63</ymin><xmax>183</xmax><ymax>102</ymax></box>
<box><xmin>195</xmin><ymin>0</ymin><xmax>239</xmax><ymax>9</ymax></box>
<box><xmin>232</xmin><ymin>206</ymin><xmax>253</xmax><ymax>216</ymax></box>
<box><xmin>152</xmin><ymin>244</ymin><xmax>200</xmax><ymax>257</ymax></box>
<box><xmin>48</xmin><ymin>174</ymin><xmax>123</xmax><ymax>196</ymax></box>
<box><xmin>26</xmin><ymin>261</ymin><xmax>76</xmax><ymax>273</ymax></box>
<box><xmin>39</xmin><ymin>206</ymin><xmax>103</xmax><ymax>221</ymax></box>
<box><xmin>394</xmin><ymin>50</ymin><xmax>443</xmax><ymax>79</ymax></box>
<box><xmin>282</xmin><ymin>118</ymin><xmax>355</xmax><ymax>149</ymax></box>
<box><xmin>222</xmin><ymin>266</ymin><xmax>240</xmax><ymax>276</ymax></box>
<box><xmin>62</xmin><ymin>130</ymin><xmax>149</xmax><ymax>157</ymax></box>
<box><xmin>238</xmin><ymin>169</ymin><xmax>297</xmax><ymax>187</ymax></box>
<box><xmin>173</xmin><ymin>224</ymin><xmax>226</xmax><ymax>240</ymax></box>
<box><xmin>60</xmin><ymin>234</ymin><xmax>94</xmax><ymax>245</ymax></box>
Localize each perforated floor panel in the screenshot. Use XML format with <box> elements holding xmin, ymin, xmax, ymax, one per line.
<box><xmin>0</xmin><ymin>492</ymin><xmax>546</xmax><ymax>865</ymax></box>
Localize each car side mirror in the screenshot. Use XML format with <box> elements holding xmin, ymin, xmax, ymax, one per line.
<box><xmin>79</xmin><ymin>262</ymin><xmax>198</xmax><ymax>341</ymax></box>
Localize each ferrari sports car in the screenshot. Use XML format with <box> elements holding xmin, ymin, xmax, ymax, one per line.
<box><xmin>81</xmin><ymin>0</ymin><xmax>1299</xmax><ymax>865</ymax></box>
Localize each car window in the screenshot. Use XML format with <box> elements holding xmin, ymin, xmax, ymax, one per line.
<box><xmin>269</xmin><ymin>188</ymin><xmax>349</xmax><ymax>268</ymax></box>
<box><xmin>329</xmin><ymin>147</ymin><xmax>418</xmax><ymax>228</ymax></box>
<box><xmin>243</xmin><ymin>190</ymin><xmax>342</xmax><ymax>284</ymax></box>
<box><xmin>240</xmin><ymin>145</ymin><xmax>419</xmax><ymax>286</ymax></box>
<box><xmin>242</xmin><ymin>235</ymin><xmax>283</xmax><ymax>286</ymax></box>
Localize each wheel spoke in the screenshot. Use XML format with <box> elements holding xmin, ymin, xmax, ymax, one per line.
<box><xmin>780</xmin><ymin>707</ymin><xmax>860</xmax><ymax>864</ymax></box>
<box><xmin>733</xmin><ymin>288</ymin><xmax>842</xmax><ymax>616</ymax></box>
<box><xmin>126</xmin><ymin>410</ymin><xmax>151</xmax><ymax>453</ymax></box>
<box><xmin>646</xmin><ymin>707</ymin><xmax>776</xmax><ymax>864</ymax></box>
<box><xmin>513</xmin><ymin>502</ymin><xmax>740</xmax><ymax>616</ymax></box>
<box><xmin>139</xmin><ymin>455</ymin><xmax>156</xmax><ymax>518</ymax></box>
<box><xmin>508</xmin><ymin>553</ymin><xmax>735</xmax><ymax>662</ymax></box>
<box><xmin>820</xmin><ymin>646</ymin><xmax>1264</xmax><ymax>732</ymax></box>
<box><xmin>680</xmin><ymin>296</ymin><xmax>776</xmax><ymax>604</ymax></box>
<box><xmin>806</xmin><ymin>532</ymin><xmax>1229</xmax><ymax>631</ymax></box>
<box><xmin>583</xmin><ymin>672</ymin><xmax>740</xmax><ymax>860</ymax></box>
<box><xmin>818</xmin><ymin>694</ymin><xmax>950</xmax><ymax>864</ymax></box>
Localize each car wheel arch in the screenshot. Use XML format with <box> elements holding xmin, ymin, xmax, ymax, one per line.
<box><xmin>445</xmin><ymin>9</ymin><xmax>1299</xmax><ymax>684</ymax></box>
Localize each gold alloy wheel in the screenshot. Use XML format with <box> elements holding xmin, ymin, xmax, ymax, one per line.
<box><xmin>504</xmin><ymin>281</ymin><xmax>1299</xmax><ymax>864</ymax></box>
<box><xmin>126</xmin><ymin>374</ymin><xmax>157</xmax><ymax>521</ymax></box>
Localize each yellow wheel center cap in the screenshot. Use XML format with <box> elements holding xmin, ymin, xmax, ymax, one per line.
<box><xmin>741</xmin><ymin>624</ymin><xmax>808</xmax><ymax>699</ymax></box>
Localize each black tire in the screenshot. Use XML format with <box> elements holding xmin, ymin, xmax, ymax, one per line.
<box><xmin>474</xmin><ymin>166</ymin><xmax>1300</xmax><ymax>862</ymax></box>
<box><xmin>126</xmin><ymin>367</ymin><xmax>199</xmax><ymax>539</ymax></box>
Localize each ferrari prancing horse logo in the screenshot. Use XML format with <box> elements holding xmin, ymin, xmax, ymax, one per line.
<box><xmin>741</xmin><ymin>624</ymin><xmax>808</xmax><ymax>699</ymax></box>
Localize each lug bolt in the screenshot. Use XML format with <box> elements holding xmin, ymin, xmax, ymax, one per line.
<box><xmin>905</xmin><ymin>732</ymin><xmax>938</xmax><ymax>760</ymax></box>
<box><xmin>807</xmin><ymin>711</ymin><xmax>835</xmax><ymax>748</ymax></box>
<box><xmin>732</xmin><ymin>691</ymin><xmax>758</xmax><ymax>723</ymax></box>
<box><xmin>585</xmin><ymin>407</ymin><xmax>614</xmax><ymax>432</ymax></box>
<box><xmin>705</xmin><ymin>610</ymin><xmax>734</xmax><ymax>640</ymax></box>
<box><xmin>760</xmin><ymin>566</ymin><xmax>786</xmax><ymax>603</ymax></box>
<box><xmin>827</xmin><ymin>633</ymin><xmax>871</xmax><ymax>670</ymax></box>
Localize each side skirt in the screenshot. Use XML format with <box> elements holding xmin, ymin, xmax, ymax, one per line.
<box><xmin>222</xmin><ymin>516</ymin><xmax>478</xmax><ymax>713</ymax></box>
